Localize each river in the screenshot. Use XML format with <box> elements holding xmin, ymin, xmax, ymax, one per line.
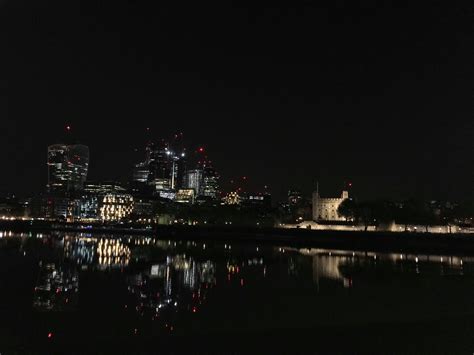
<box><xmin>0</xmin><ymin>230</ymin><xmax>473</xmax><ymax>353</ymax></box>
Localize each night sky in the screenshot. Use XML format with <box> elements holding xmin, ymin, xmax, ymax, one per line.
<box><xmin>1</xmin><ymin>0</ymin><xmax>473</xmax><ymax>202</ymax></box>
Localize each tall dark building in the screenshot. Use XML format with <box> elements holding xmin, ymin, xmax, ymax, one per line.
<box><xmin>132</xmin><ymin>162</ymin><xmax>150</xmax><ymax>184</ymax></box>
<box><xmin>133</xmin><ymin>141</ymin><xmax>186</xmax><ymax>193</ymax></box>
<box><xmin>47</xmin><ymin>144</ymin><xmax>89</xmax><ymax>193</ymax></box>
<box><xmin>67</xmin><ymin>145</ymin><xmax>90</xmax><ymax>191</ymax></box>
<box><xmin>172</xmin><ymin>151</ymin><xmax>187</xmax><ymax>190</ymax></box>
<box><xmin>148</xmin><ymin>142</ymin><xmax>172</xmax><ymax>191</ymax></box>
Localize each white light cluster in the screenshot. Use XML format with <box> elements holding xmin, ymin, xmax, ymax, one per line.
<box><xmin>100</xmin><ymin>194</ymin><xmax>134</xmax><ymax>221</ymax></box>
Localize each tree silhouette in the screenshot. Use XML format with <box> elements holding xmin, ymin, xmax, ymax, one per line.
<box><xmin>337</xmin><ymin>198</ymin><xmax>357</xmax><ymax>222</ymax></box>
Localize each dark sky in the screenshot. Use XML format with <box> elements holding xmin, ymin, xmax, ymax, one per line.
<box><xmin>0</xmin><ymin>0</ymin><xmax>473</xmax><ymax>202</ymax></box>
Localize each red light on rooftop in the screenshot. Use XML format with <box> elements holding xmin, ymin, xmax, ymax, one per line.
<box><xmin>66</xmin><ymin>125</ymin><xmax>71</xmax><ymax>131</ymax></box>
<box><xmin>198</xmin><ymin>147</ymin><xmax>204</xmax><ymax>153</ymax></box>
<box><xmin>47</xmin><ymin>332</ymin><xmax>53</xmax><ymax>339</ymax></box>
<box><xmin>348</xmin><ymin>182</ymin><xmax>352</xmax><ymax>187</ymax></box>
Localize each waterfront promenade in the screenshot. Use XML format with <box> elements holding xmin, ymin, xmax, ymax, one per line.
<box><xmin>1</xmin><ymin>219</ymin><xmax>474</xmax><ymax>255</ymax></box>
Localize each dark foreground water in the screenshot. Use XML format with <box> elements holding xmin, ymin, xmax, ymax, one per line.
<box><xmin>0</xmin><ymin>231</ymin><xmax>473</xmax><ymax>354</ymax></box>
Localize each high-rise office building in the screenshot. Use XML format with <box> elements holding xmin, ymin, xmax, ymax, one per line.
<box><xmin>47</xmin><ymin>144</ymin><xmax>89</xmax><ymax>193</ymax></box>
<box><xmin>184</xmin><ymin>169</ymin><xmax>203</xmax><ymax>196</ymax></box>
<box><xmin>133</xmin><ymin>141</ymin><xmax>186</xmax><ymax>193</ymax></box>
<box><xmin>132</xmin><ymin>162</ymin><xmax>150</xmax><ymax>184</ymax></box>
<box><xmin>184</xmin><ymin>160</ymin><xmax>219</xmax><ymax>200</ymax></box>
<box><xmin>47</xmin><ymin>144</ymin><xmax>69</xmax><ymax>192</ymax></box>
<box><xmin>67</xmin><ymin>144</ymin><xmax>89</xmax><ymax>191</ymax></box>
<box><xmin>201</xmin><ymin>162</ymin><xmax>219</xmax><ymax>199</ymax></box>
<box><xmin>147</xmin><ymin>142</ymin><xmax>171</xmax><ymax>191</ymax></box>
<box><xmin>172</xmin><ymin>152</ymin><xmax>187</xmax><ymax>190</ymax></box>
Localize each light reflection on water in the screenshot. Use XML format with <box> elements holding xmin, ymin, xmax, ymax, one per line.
<box><xmin>1</xmin><ymin>230</ymin><xmax>474</xmax><ymax>341</ymax></box>
<box><xmin>292</xmin><ymin>248</ymin><xmax>469</xmax><ymax>288</ymax></box>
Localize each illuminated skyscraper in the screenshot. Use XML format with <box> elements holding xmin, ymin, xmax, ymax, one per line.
<box><xmin>172</xmin><ymin>151</ymin><xmax>187</xmax><ymax>190</ymax></box>
<box><xmin>184</xmin><ymin>161</ymin><xmax>219</xmax><ymax>200</ymax></box>
<box><xmin>185</xmin><ymin>169</ymin><xmax>203</xmax><ymax>196</ymax></box>
<box><xmin>47</xmin><ymin>144</ymin><xmax>89</xmax><ymax>192</ymax></box>
<box><xmin>47</xmin><ymin>144</ymin><xmax>69</xmax><ymax>192</ymax></box>
<box><xmin>201</xmin><ymin>161</ymin><xmax>219</xmax><ymax>199</ymax></box>
<box><xmin>148</xmin><ymin>142</ymin><xmax>172</xmax><ymax>191</ymax></box>
<box><xmin>133</xmin><ymin>141</ymin><xmax>186</xmax><ymax>193</ymax></box>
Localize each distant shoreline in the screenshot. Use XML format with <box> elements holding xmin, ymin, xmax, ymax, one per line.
<box><xmin>1</xmin><ymin>219</ymin><xmax>474</xmax><ymax>256</ymax></box>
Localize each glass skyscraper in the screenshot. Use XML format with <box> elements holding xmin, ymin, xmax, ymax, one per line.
<box><xmin>185</xmin><ymin>169</ymin><xmax>203</xmax><ymax>196</ymax></box>
<box><xmin>201</xmin><ymin>161</ymin><xmax>219</xmax><ymax>199</ymax></box>
<box><xmin>184</xmin><ymin>161</ymin><xmax>219</xmax><ymax>200</ymax></box>
<box><xmin>67</xmin><ymin>144</ymin><xmax>89</xmax><ymax>191</ymax></box>
<box><xmin>133</xmin><ymin>141</ymin><xmax>187</xmax><ymax>193</ymax></box>
<box><xmin>47</xmin><ymin>144</ymin><xmax>69</xmax><ymax>192</ymax></box>
<box><xmin>47</xmin><ymin>144</ymin><xmax>89</xmax><ymax>193</ymax></box>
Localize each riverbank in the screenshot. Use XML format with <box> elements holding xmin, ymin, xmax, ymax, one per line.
<box><xmin>1</xmin><ymin>219</ymin><xmax>474</xmax><ymax>255</ymax></box>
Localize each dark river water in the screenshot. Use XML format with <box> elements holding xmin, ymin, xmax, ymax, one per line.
<box><xmin>0</xmin><ymin>230</ymin><xmax>473</xmax><ymax>353</ymax></box>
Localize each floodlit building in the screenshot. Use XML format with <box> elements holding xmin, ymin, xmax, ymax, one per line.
<box><xmin>100</xmin><ymin>194</ymin><xmax>134</xmax><ymax>222</ymax></box>
<box><xmin>76</xmin><ymin>182</ymin><xmax>127</xmax><ymax>221</ymax></box>
<box><xmin>312</xmin><ymin>187</ymin><xmax>349</xmax><ymax>222</ymax></box>
<box><xmin>175</xmin><ymin>189</ymin><xmax>195</xmax><ymax>204</ymax></box>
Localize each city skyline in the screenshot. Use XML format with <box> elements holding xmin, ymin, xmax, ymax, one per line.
<box><xmin>0</xmin><ymin>2</ymin><xmax>473</xmax><ymax>351</ymax></box>
<box><xmin>1</xmin><ymin>1</ymin><xmax>473</xmax><ymax>203</ymax></box>
<box><xmin>0</xmin><ymin>123</ymin><xmax>471</xmax><ymax>204</ymax></box>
